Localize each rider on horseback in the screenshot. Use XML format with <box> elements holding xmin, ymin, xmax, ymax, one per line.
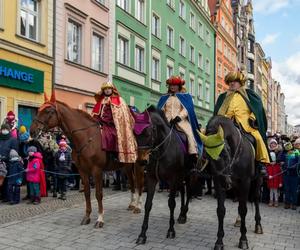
<box><xmin>92</xmin><ymin>82</ymin><xmax>137</xmax><ymax>163</ymax></box>
<box><xmin>214</xmin><ymin>71</ymin><xmax>270</xmax><ymax>175</ymax></box>
<box><xmin>157</xmin><ymin>76</ymin><xmax>203</xmax><ymax>166</ymax></box>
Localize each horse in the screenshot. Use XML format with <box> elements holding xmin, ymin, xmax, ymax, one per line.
<box><xmin>199</xmin><ymin>115</ymin><xmax>263</xmax><ymax>250</ymax></box>
<box><xmin>30</xmin><ymin>93</ymin><xmax>144</xmax><ymax>228</ymax></box>
<box><xmin>134</xmin><ymin>106</ymin><xmax>195</xmax><ymax>245</ymax></box>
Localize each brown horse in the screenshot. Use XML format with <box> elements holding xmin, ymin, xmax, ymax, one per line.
<box><xmin>30</xmin><ymin>94</ymin><xmax>144</xmax><ymax>228</ymax></box>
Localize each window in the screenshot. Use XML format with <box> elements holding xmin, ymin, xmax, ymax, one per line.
<box><xmin>218</xmin><ymin>38</ymin><xmax>222</xmax><ymax>51</ymax></box>
<box><xmin>20</xmin><ymin>0</ymin><xmax>40</xmax><ymax>41</ymax></box>
<box><xmin>247</xmin><ymin>59</ymin><xmax>254</xmax><ymax>74</ymax></box>
<box><xmin>67</xmin><ymin>19</ymin><xmax>81</xmax><ymax>63</ymax></box>
<box><xmin>224</xmin><ymin>44</ymin><xmax>227</xmax><ymax>57</ymax></box>
<box><xmin>117</xmin><ymin>0</ymin><xmax>129</xmax><ymax>12</ymax></box>
<box><xmin>152</xmin><ymin>57</ymin><xmax>160</xmax><ymax>81</ymax></box>
<box><xmin>221</xmin><ymin>16</ymin><xmax>225</xmax><ymax>27</ymax></box>
<box><xmin>179</xmin><ymin>0</ymin><xmax>186</xmax><ymax>20</ymax></box>
<box><xmin>136</xmin><ymin>0</ymin><xmax>145</xmax><ymax>23</ymax></box>
<box><xmin>205</xmin><ymin>83</ymin><xmax>210</xmax><ymax>103</ymax></box>
<box><xmin>179</xmin><ymin>71</ymin><xmax>185</xmax><ymax>80</ymax></box>
<box><xmin>198</xmin><ymin>53</ymin><xmax>203</xmax><ymax>69</ymax></box>
<box><xmin>96</xmin><ymin>0</ymin><xmax>105</xmax><ymax>4</ymax></box>
<box><xmin>205</xmin><ymin>59</ymin><xmax>210</xmax><ymax>74</ymax></box>
<box><xmin>135</xmin><ymin>46</ymin><xmax>144</xmax><ymax>72</ymax></box>
<box><xmin>224</xmin><ymin>67</ymin><xmax>228</xmax><ymax>77</ymax></box>
<box><xmin>152</xmin><ymin>13</ymin><xmax>160</xmax><ymax>37</ymax></box>
<box><xmin>118</xmin><ymin>36</ymin><xmax>129</xmax><ymax>65</ymax></box>
<box><xmin>167</xmin><ymin>65</ymin><xmax>174</xmax><ymax>79</ymax></box>
<box><xmin>217</xmin><ymin>62</ymin><xmax>222</xmax><ymax>77</ymax></box>
<box><xmin>198</xmin><ymin>79</ymin><xmax>203</xmax><ymax>99</ymax></box>
<box><xmin>198</xmin><ymin>21</ymin><xmax>204</xmax><ymax>38</ymax></box>
<box><xmin>189</xmin><ymin>45</ymin><xmax>195</xmax><ymax>63</ymax></box>
<box><xmin>167</xmin><ymin>0</ymin><xmax>175</xmax><ymax>9</ymax></box>
<box><xmin>206</xmin><ymin>30</ymin><xmax>211</xmax><ymax>46</ymax></box>
<box><xmin>92</xmin><ymin>33</ymin><xmax>104</xmax><ymax>72</ymax></box>
<box><xmin>167</xmin><ymin>26</ymin><xmax>174</xmax><ymax>47</ymax></box>
<box><xmin>228</xmin><ymin>48</ymin><xmax>231</xmax><ymax>61</ymax></box>
<box><xmin>248</xmin><ymin>39</ymin><xmax>254</xmax><ymax>53</ymax></box>
<box><xmin>189</xmin><ymin>78</ymin><xmax>195</xmax><ymax>96</ymax></box>
<box><xmin>179</xmin><ymin>37</ymin><xmax>185</xmax><ymax>56</ymax></box>
<box><xmin>190</xmin><ymin>12</ymin><xmax>195</xmax><ymax>30</ymax></box>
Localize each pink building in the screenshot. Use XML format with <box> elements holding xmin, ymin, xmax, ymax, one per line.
<box><xmin>54</xmin><ymin>0</ymin><xmax>110</xmax><ymax>112</ymax></box>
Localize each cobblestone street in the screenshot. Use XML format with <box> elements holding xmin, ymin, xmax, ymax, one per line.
<box><xmin>0</xmin><ymin>190</ymin><xmax>299</xmax><ymax>250</ymax></box>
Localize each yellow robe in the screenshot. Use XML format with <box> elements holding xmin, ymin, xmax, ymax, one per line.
<box><xmin>222</xmin><ymin>92</ymin><xmax>270</xmax><ymax>163</ymax></box>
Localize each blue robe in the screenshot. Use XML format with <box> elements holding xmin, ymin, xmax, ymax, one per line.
<box><xmin>157</xmin><ymin>93</ymin><xmax>203</xmax><ymax>155</ymax></box>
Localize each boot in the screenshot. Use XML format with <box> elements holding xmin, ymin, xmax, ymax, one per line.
<box><xmin>53</xmin><ymin>191</ymin><xmax>57</xmax><ymax>198</ymax></box>
<box><xmin>105</xmin><ymin>179</ymin><xmax>109</xmax><ymax>188</ymax></box>
<box><xmin>60</xmin><ymin>193</ymin><xmax>66</xmax><ymax>201</ymax></box>
<box><xmin>33</xmin><ymin>197</ymin><xmax>40</xmax><ymax>205</ymax></box>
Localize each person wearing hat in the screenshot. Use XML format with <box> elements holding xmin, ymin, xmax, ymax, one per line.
<box><xmin>157</xmin><ymin>75</ymin><xmax>203</xmax><ymax>164</ymax></box>
<box><xmin>214</xmin><ymin>71</ymin><xmax>270</xmax><ymax>175</ymax></box>
<box><xmin>54</xmin><ymin>139</ymin><xmax>72</xmax><ymax>200</ymax></box>
<box><xmin>2</xmin><ymin>111</ymin><xmax>18</xmax><ymax>138</ymax></box>
<box><xmin>91</xmin><ymin>82</ymin><xmax>137</xmax><ymax>163</ymax></box>
<box><xmin>0</xmin><ymin>123</ymin><xmax>19</xmax><ymax>201</ymax></box>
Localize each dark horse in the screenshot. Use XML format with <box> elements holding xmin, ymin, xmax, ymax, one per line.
<box><xmin>135</xmin><ymin>106</ymin><xmax>195</xmax><ymax>244</ymax></box>
<box><xmin>199</xmin><ymin>115</ymin><xmax>263</xmax><ymax>250</ymax></box>
<box><xmin>30</xmin><ymin>93</ymin><xmax>144</xmax><ymax>228</ymax></box>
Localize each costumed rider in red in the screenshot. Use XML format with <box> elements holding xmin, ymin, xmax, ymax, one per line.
<box><xmin>157</xmin><ymin>76</ymin><xmax>203</xmax><ymax>168</ymax></box>
<box><xmin>91</xmin><ymin>82</ymin><xmax>137</xmax><ymax>163</ymax></box>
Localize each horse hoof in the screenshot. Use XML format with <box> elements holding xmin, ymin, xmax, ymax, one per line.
<box><xmin>133</xmin><ymin>207</ymin><xmax>141</xmax><ymax>214</ymax></box>
<box><xmin>234</xmin><ymin>220</ymin><xmax>241</xmax><ymax>227</ymax></box>
<box><xmin>255</xmin><ymin>224</ymin><xmax>263</xmax><ymax>234</ymax></box>
<box><xmin>127</xmin><ymin>205</ymin><xmax>135</xmax><ymax>211</ymax></box>
<box><xmin>136</xmin><ymin>236</ymin><xmax>146</xmax><ymax>245</ymax></box>
<box><xmin>166</xmin><ymin>230</ymin><xmax>176</xmax><ymax>239</ymax></box>
<box><xmin>80</xmin><ymin>217</ymin><xmax>91</xmax><ymax>225</ymax></box>
<box><xmin>177</xmin><ymin>215</ymin><xmax>187</xmax><ymax>224</ymax></box>
<box><xmin>214</xmin><ymin>244</ymin><xmax>224</xmax><ymax>250</ymax></box>
<box><xmin>94</xmin><ymin>221</ymin><xmax>104</xmax><ymax>229</ymax></box>
<box><xmin>238</xmin><ymin>240</ymin><xmax>249</xmax><ymax>249</ymax></box>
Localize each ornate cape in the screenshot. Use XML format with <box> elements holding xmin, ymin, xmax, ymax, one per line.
<box><xmin>157</xmin><ymin>93</ymin><xmax>203</xmax><ymax>155</ymax></box>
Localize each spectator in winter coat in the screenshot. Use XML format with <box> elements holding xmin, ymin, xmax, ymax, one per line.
<box><xmin>7</xmin><ymin>149</ymin><xmax>23</xmax><ymax>204</ymax></box>
<box><xmin>282</xmin><ymin>142</ymin><xmax>300</xmax><ymax>210</ymax></box>
<box><xmin>54</xmin><ymin>140</ymin><xmax>72</xmax><ymax>200</ymax></box>
<box><xmin>0</xmin><ymin>124</ymin><xmax>18</xmax><ymax>201</ymax></box>
<box><xmin>266</xmin><ymin>150</ymin><xmax>283</xmax><ymax>207</ymax></box>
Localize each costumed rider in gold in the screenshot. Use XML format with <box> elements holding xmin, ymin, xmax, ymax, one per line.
<box><xmin>91</xmin><ymin>82</ymin><xmax>137</xmax><ymax>163</ymax></box>
<box><xmin>157</xmin><ymin>76</ymin><xmax>203</xmax><ymax>167</ymax></box>
<box><xmin>214</xmin><ymin>71</ymin><xmax>270</xmax><ymax>175</ymax></box>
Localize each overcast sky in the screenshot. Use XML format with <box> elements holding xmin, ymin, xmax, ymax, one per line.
<box><xmin>253</xmin><ymin>0</ymin><xmax>300</xmax><ymax>126</ymax></box>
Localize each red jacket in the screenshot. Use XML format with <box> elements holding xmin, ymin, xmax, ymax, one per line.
<box><xmin>266</xmin><ymin>163</ymin><xmax>283</xmax><ymax>189</ymax></box>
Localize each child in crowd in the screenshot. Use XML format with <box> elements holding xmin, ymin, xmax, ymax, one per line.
<box><xmin>7</xmin><ymin>149</ymin><xmax>23</xmax><ymax>205</ymax></box>
<box><xmin>54</xmin><ymin>139</ymin><xmax>72</xmax><ymax>200</ymax></box>
<box><xmin>266</xmin><ymin>140</ymin><xmax>283</xmax><ymax>207</ymax></box>
<box><xmin>26</xmin><ymin>146</ymin><xmax>44</xmax><ymax>205</ymax></box>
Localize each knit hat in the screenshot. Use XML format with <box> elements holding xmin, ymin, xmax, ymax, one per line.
<box><xmin>6</xmin><ymin>111</ymin><xmax>15</xmax><ymax>121</ymax></box>
<box><xmin>9</xmin><ymin>149</ymin><xmax>20</xmax><ymax>160</ymax></box>
<box><xmin>19</xmin><ymin>125</ymin><xmax>27</xmax><ymax>134</ymax></box>
<box><xmin>284</xmin><ymin>142</ymin><xmax>293</xmax><ymax>151</ymax></box>
<box><xmin>19</xmin><ymin>131</ymin><xmax>30</xmax><ymax>142</ymax></box>
<box><xmin>268</xmin><ymin>138</ymin><xmax>278</xmax><ymax>146</ymax></box>
<box><xmin>27</xmin><ymin>146</ymin><xmax>37</xmax><ymax>153</ymax></box>
<box><xmin>59</xmin><ymin>139</ymin><xmax>67</xmax><ymax>148</ymax></box>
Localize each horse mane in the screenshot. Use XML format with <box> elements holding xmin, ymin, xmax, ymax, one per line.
<box><xmin>56</xmin><ymin>101</ymin><xmax>97</xmax><ymax>123</ymax></box>
<box><xmin>146</xmin><ymin>105</ymin><xmax>170</xmax><ymax>126</ymax></box>
<box><xmin>206</xmin><ymin>115</ymin><xmax>234</xmax><ymax>134</ymax></box>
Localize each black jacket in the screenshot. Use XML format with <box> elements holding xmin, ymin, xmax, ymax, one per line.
<box><xmin>0</xmin><ymin>135</ymin><xmax>19</xmax><ymax>162</ymax></box>
<box><xmin>54</xmin><ymin>150</ymin><xmax>72</xmax><ymax>177</ymax></box>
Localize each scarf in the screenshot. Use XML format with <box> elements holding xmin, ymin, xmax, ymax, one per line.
<box><xmin>0</xmin><ymin>133</ymin><xmax>10</xmax><ymax>140</ymax></box>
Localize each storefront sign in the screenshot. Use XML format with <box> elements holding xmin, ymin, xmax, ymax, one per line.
<box><xmin>0</xmin><ymin>59</ymin><xmax>44</xmax><ymax>93</ymax></box>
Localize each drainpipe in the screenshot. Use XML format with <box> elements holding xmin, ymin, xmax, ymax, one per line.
<box><xmin>52</xmin><ymin>0</ymin><xmax>56</xmax><ymax>92</ymax></box>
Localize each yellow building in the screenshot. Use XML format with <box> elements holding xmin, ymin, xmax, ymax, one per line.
<box><xmin>0</xmin><ymin>0</ymin><xmax>53</xmax><ymax>129</ymax></box>
<box><xmin>261</xmin><ymin>59</ymin><xmax>269</xmax><ymax>110</ymax></box>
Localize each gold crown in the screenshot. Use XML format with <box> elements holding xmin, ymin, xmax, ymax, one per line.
<box><xmin>101</xmin><ymin>82</ymin><xmax>114</xmax><ymax>90</ymax></box>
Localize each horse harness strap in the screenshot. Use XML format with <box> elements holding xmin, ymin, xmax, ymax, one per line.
<box><xmin>227</xmin><ymin>127</ymin><xmax>242</xmax><ymax>173</ymax></box>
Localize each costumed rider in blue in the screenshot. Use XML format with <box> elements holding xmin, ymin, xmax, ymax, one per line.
<box><xmin>157</xmin><ymin>75</ymin><xmax>203</xmax><ymax>167</ymax></box>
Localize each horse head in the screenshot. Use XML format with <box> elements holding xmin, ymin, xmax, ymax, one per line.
<box><xmin>30</xmin><ymin>92</ymin><xmax>61</xmax><ymax>138</ymax></box>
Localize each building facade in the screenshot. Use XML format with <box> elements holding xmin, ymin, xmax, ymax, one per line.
<box><xmin>54</xmin><ymin>0</ymin><xmax>110</xmax><ymax>113</ymax></box>
<box><xmin>113</xmin><ymin>0</ymin><xmax>215</xmax><ymax>125</ymax></box>
<box><xmin>208</xmin><ymin>0</ymin><xmax>237</xmax><ymax>97</ymax></box>
<box><xmin>0</xmin><ymin>0</ymin><xmax>53</xmax><ymax>128</ymax></box>
<box><xmin>261</xmin><ymin>57</ymin><xmax>270</xmax><ymax>110</ymax></box>
<box><xmin>254</xmin><ymin>42</ymin><xmax>264</xmax><ymax>97</ymax></box>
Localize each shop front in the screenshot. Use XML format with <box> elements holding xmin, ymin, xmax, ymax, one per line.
<box><xmin>0</xmin><ymin>52</ymin><xmax>52</xmax><ymax>130</ymax></box>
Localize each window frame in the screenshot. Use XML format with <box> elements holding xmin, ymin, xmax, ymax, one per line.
<box><xmin>152</xmin><ymin>56</ymin><xmax>160</xmax><ymax>81</ymax></box>
<box><xmin>166</xmin><ymin>64</ymin><xmax>174</xmax><ymax>79</ymax></box>
<box><xmin>117</xmin><ymin>35</ymin><xmax>130</xmax><ymax>66</ymax></box>
<box><xmin>136</xmin><ymin>0</ymin><xmax>145</xmax><ymax>23</ymax></box>
<box><xmin>190</xmin><ymin>12</ymin><xmax>195</xmax><ymax>30</ymax></box>
<box><xmin>66</xmin><ymin>18</ymin><xmax>82</xmax><ymax>64</ymax></box>
<box><xmin>179</xmin><ymin>0</ymin><xmax>186</xmax><ymax>20</ymax></box>
<box><xmin>117</xmin><ymin>0</ymin><xmax>130</xmax><ymax>12</ymax></box>
<box><xmin>135</xmin><ymin>45</ymin><xmax>145</xmax><ymax>73</ymax></box>
<box><xmin>205</xmin><ymin>58</ymin><xmax>210</xmax><ymax>75</ymax></box>
<box><xmin>179</xmin><ymin>36</ymin><xmax>186</xmax><ymax>57</ymax></box>
<box><xmin>166</xmin><ymin>25</ymin><xmax>174</xmax><ymax>48</ymax></box>
<box><xmin>189</xmin><ymin>45</ymin><xmax>195</xmax><ymax>63</ymax></box>
<box><xmin>91</xmin><ymin>32</ymin><xmax>104</xmax><ymax>72</ymax></box>
<box><xmin>152</xmin><ymin>13</ymin><xmax>161</xmax><ymax>38</ymax></box>
<box><xmin>198</xmin><ymin>52</ymin><xmax>203</xmax><ymax>69</ymax></box>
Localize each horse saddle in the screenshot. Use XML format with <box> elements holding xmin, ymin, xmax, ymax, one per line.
<box><xmin>173</xmin><ymin>129</ymin><xmax>188</xmax><ymax>155</ymax></box>
<box><xmin>130</xmin><ymin>108</ymin><xmax>151</xmax><ymax>135</ymax></box>
<box><xmin>234</xmin><ymin>122</ymin><xmax>256</xmax><ymax>149</ymax></box>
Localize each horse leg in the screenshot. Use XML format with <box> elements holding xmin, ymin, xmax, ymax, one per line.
<box><xmin>166</xmin><ymin>187</ymin><xmax>177</xmax><ymax>239</ymax></box>
<box><xmin>136</xmin><ymin>175</ymin><xmax>157</xmax><ymax>245</ymax></box>
<box><xmin>133</xmin><ymin>162</ymin><xmax>144</xmax><ymax>214</ymax></box>
<box><xmin>254</xmin><ymin>178</ymin><xmax>263</xmax><ymax>234</ymax></box>
<box><xmin>80</xmin><ymin>173</ymin><xmax>91</xmax><ymax>225</ymax></box>
<box><xmin>177</xmin><ymin>184</ymin><xmax>187</xmax><ymax>224</ymax></box>
<box><xmin>93</xmin><ymin>169</ymin><xmax>104</xmax><ymax>228</ymax></box>
<box><xmin>124</xmin><ymin>164</ymin><xmax>136</xmax><ymax>211</ymax></box>
<box><xmin>214</xmin><ymin>178</ymin><xmax>226</xmax><ymax>250</ymax></box>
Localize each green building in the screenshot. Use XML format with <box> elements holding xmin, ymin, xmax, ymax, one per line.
<box><xmin>113</xmin><ymin>0</ymin><xmax>216</xmax><ymax>125</ymax></box>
